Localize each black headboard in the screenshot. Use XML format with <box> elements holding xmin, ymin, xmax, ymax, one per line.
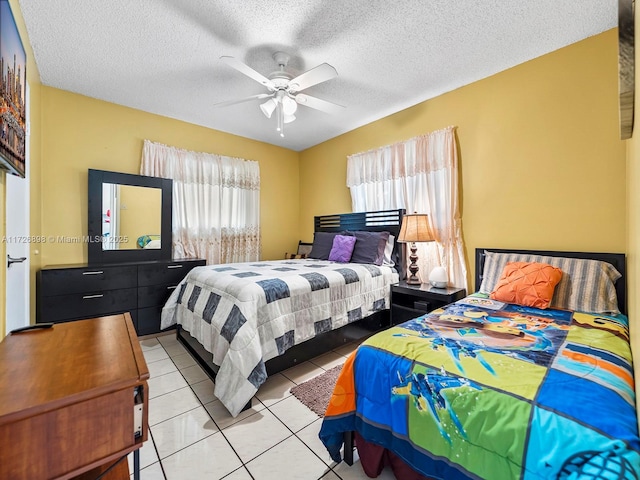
<box><xmin>475</xmin><ymin>248</ymin><xmax>627</xmax><ymax>315</ymax></box>
<box><xmin>314</xmin><ymin>209</ymin><xmax>406</xmax><ymax>272</ymax></box>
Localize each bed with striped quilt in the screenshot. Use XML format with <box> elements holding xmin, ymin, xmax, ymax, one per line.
<box><xmin>161</xmin><ymin>258</ymin><xmax>399</xmax><ymax>416</ymax></box>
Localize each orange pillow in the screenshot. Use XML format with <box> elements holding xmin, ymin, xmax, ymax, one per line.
<box><xmin>490</xmin><ymin>261</ymin><xmax>563</xmax><ymax>309</ymax></box>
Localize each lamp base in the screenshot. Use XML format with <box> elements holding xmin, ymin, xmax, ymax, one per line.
<box><xmin>406</xmin><ymin>242</ymin><xmax>422</xmax><ymax>285</ymax></box>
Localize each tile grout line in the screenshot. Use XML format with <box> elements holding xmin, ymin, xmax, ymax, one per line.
<box><xmin>256</xmin><ymin>372</ymin><xmax>345</xmax><ymax>479</ymax></box>
<box><xmin>147</xmin><ymin>337</ymin><xmax>355</xmax><ymax>480</ymax></box>
<box><xmin>162</xmin><ymin>341</ymin><xmax>254</xmax><ymax>480</ymax></box>
<box><xmin>144</xmin><ymin>339</ymin><xmax>217</xmax><ymax>478</ymax></box>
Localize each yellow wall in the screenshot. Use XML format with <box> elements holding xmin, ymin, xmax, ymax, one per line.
<box><xmin>117</xmin><ymin>185</ymin><xmax>162</xmax><ymax>249</ymax></box>
<box><xmin>38</xmin><ymin>87</ymin><xmax>300</xmax><ymax>268</ymax></box>
<box><xmin>299</xmin><ymin>30</ymin><xmax>626</xmax><ymax>291</ymax></box>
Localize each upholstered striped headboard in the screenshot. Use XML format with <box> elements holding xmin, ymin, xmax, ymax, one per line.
<box><xmin>475</xmin><ymin>248</ymin><xmax>627</xmax><ymax>315</ymax></box>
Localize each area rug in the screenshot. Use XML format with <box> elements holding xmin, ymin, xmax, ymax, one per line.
<box><xmin>291</xmin><ymin>364</ymin><xmax>343</xmax><ymax>417</ymax></box>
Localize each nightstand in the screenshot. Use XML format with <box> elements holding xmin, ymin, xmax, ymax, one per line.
<box><xmin>391</xmin><ymin>282</ymin><xmax>466</xmax><ymax>325</ymax></box>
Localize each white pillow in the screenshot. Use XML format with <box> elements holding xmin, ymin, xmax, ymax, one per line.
<box><xmin>143</xmin><ymin>239</ymin><xmax>161</xmax><ymax>249</ymax></box>
<box><xmin>382</xmin><ymin>234</ymin><xmax>395</xmax><ymax>267</ymax></box>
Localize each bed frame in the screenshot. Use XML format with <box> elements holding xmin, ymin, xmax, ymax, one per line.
<box><xmin>475</xmin><ymin>248</ymin><xmax>627</xmax><ymax>315</ymax></box>
<box><xmin>176</xmin><ymin>209</ymin><xmax>406</xmax><ymax>392</ymax></box>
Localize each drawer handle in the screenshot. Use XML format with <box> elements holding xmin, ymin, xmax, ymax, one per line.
<box><xmin>167</xmin><ymin>265</ymin><xmax>183</xmax><ymax>269</ymax></box>
<box><xmin>82</xmin><ymin>294</ymin><xmax>104</xmax><ymax>299</ymax></box>
<box><xmin>82</xmin><ymin>271</ymin><xmax>104</xmax><ymax>275</ymax></box>
<box><xmin>167</xmin><ymin>286</ymin><xmax>177</xmax><ymax>290</ymax></box>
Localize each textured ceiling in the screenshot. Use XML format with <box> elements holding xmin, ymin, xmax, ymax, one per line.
<box><xmin>18</xmin><ymin>0</ymin><xmax>616</xmax><ymax>151</ymax></box>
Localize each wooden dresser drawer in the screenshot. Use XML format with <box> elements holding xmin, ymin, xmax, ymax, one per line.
<box><xmin>0</xmin><ymin>314</ymin><xmax>149</xmax><ymax>480</ymax></box>
<box><xmin>39</xmin><ymin>265</ymin><xmax>137</xmax><ymax>296</ymax></box>
<box><xmin>40</xmin><ymin>288</ymin><xmax>137</xmax><ymax>322</ymax></box>
<box><xmin>138</xmin><ymin>259</ymin><xmax>205</xmax><ymax>287</ymax></box>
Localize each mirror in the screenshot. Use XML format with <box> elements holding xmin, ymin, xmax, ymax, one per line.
<box><xmin>88</xmin><ymin>169</ymin><xmax>172</xmax><ymax>264</ymax></box>
<box><xmin>101</xmin><ymin>184</ymin><xmax>162</xmax><ymax>250</ymax></box>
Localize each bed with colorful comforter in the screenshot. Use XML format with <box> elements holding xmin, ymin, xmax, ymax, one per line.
<box><xmin>320</xmin><ymin>294</ymin><xmax>639</xmax><ymax>479</ymax></box>
<box><xmin>161</xmin><ymin>258</ymin><xmax>399</xmax><ymax>416</ymax></box>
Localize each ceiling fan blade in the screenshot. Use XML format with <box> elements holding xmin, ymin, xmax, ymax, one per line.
<box><xmin>287</xmin><ymin>63</ymin><xmax>338</xmax><ymax>93</ymax></box>
<box><xmin>220</xmin><ymin>56</ymin><xmax>274</xmax><ymax>89</ymax></box>
<box><xmin>295</xmin><ymin>93</ymin><xmax>345</xmax><ymax>115</ymax></box>
<box><xmin>213</xmin><ymin>93</ymin><xmax>273</xmax><ymax>108</ymax></box>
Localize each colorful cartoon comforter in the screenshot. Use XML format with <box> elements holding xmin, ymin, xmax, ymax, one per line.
<box><xmin>319</xmin><ymin>295</ymin><xmax>640</xmax><ymax>479</ymax></box>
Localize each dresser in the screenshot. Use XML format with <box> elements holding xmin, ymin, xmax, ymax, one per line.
<box><xmin>37</xmin><ymin>258</ymin><xmax>205</xmax><ymax>336</ymax></box>
<box><xmin>0</xmin><ymin>313</ymin><xmax>148</xmax><ymax>480</ymax></box>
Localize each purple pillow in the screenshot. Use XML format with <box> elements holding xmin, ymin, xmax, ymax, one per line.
<box><xmin>328</xmin><ymin>235</ymin><xmax>357</xmax><ymax>263</ymax></box>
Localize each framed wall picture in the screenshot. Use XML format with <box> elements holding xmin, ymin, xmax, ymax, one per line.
<box><xmin>619</xmin><ymin>0</ymin><xmax>635</xmax><ymax>140</ymax></box>
<box><xmin>0</xmin><ymin>0</ymin><xmax>26</xmax><ymax>177</ymax></box>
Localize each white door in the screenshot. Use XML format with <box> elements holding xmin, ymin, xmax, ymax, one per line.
<box><xmin>5</xmin><ymin>85</ymin><xmax>29</xmax><ymax>335</ymax></box>
<box><xmin>5</xmin><ymin>172</ymin><xmax>29</xmax><ymax>334</ymax></box>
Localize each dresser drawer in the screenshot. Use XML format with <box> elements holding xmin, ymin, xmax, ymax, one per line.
<box><xmin>138</xmin><ymin>284</ymin><xmax>178</xmax><ymax>309</ymax></box>
<box><xmin>39</xmin><ymin>266</ymin><xmax>137</xmax><ymax>296</ymax></box>
<box><xmin>138</xmin><ymin>260</ymin><xmax>205</xmax><ymax>287</ymax></box>
<box><xmin>40</xmin><ymin>288</ymin><xmax>137</xmax><ymax>322</ymax></box>
<box><xmin>137</xmin><ymin>306</ymin><xmax>174</xmax><ymax>336</ymax></box>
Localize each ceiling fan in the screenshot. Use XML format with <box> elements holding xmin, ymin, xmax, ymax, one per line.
<box><xmin>214</xmin><ymin>51</ymin><xmax>345</xmax><ymax>137</ymax></box>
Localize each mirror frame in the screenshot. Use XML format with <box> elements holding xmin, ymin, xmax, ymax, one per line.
<box><xmin>88</xmin><ymin>169</ymin><xmax>172</xmax><ymax>264</ymax></box>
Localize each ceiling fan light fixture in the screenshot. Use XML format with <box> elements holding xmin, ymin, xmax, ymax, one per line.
<box><xmin>218</xmin><ymin>53</ymin><xmax>343</xmax><ymax>140</ymax></box>
<box><xmin>282</xmin><ymin>95</ymin><xmax>298</xmax><ymax>115</ymax></box>
<box><xmin>260</xmin><ymin>98</ymin><xmax>277</xmax><ymax>118</ymax></box>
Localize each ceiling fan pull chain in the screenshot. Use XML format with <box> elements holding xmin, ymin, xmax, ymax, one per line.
<box><xmin>277</xmin><ymin>103</ymin><xmax>284</xmax><ymax>137</ymax></box>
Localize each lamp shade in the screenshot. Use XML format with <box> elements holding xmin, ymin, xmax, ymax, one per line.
<box><xmin>397</xmin><ymin>213</ymin><xmax>435</xmax><ymax>243</ymax></box>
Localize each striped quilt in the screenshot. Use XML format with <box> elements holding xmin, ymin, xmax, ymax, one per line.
<box><xmin>320</xmin><ymin>295</ymin><xmax>639</xmax><ymax>479</ymax></box>
<box><xmin>161</xmin><ymin>258</ymin><xmax>398</xmax><ymax>416</ymax></box>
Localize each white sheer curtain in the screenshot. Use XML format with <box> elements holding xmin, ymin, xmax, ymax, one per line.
<box><xmin>140</xmin><ymin>140</ymin><xmax>260</xmax><ymax>265</ymax></box>
<box><xmin>346</xmin><ymin>126</ymin><xmax>467</xmax><ymax>288</ymax></box>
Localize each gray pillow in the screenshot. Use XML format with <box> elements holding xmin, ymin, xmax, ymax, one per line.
<box><xmin>349</xmin><ymin>231</ymin><xmax>390</xmax><ymax>265</ymax></box>
<box><xmin>308</xmin><ymin>232</ymin><xmax>339</xmax><ymax>260</ymax></box>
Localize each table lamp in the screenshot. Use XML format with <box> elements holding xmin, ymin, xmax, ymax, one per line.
<box><xmin>397</xmin><ymin>213</ymin><xmax>435</xmax><ymax>285</ymax></box>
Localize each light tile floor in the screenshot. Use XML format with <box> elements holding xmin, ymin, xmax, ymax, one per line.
<box><xmin>128</xmin><ymin>333</ymin><xmax>397</xmax><ymax>480</ymax></box>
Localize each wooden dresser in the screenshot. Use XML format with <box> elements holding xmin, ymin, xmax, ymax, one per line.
<box><xmin>37</xmin><ymin>258</ymin><xmax>205</xmax><ymax>336</ymax></box>
<box><xmin>0</xmin><ymin>313</ymin><xmax>149</xmax><ymax>480</ymax></box>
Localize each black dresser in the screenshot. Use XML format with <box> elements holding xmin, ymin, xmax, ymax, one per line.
<box><xmin>36</xmin><ymin>258</ymin><xmax>205</xmax><ymax>336</ymax></box>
